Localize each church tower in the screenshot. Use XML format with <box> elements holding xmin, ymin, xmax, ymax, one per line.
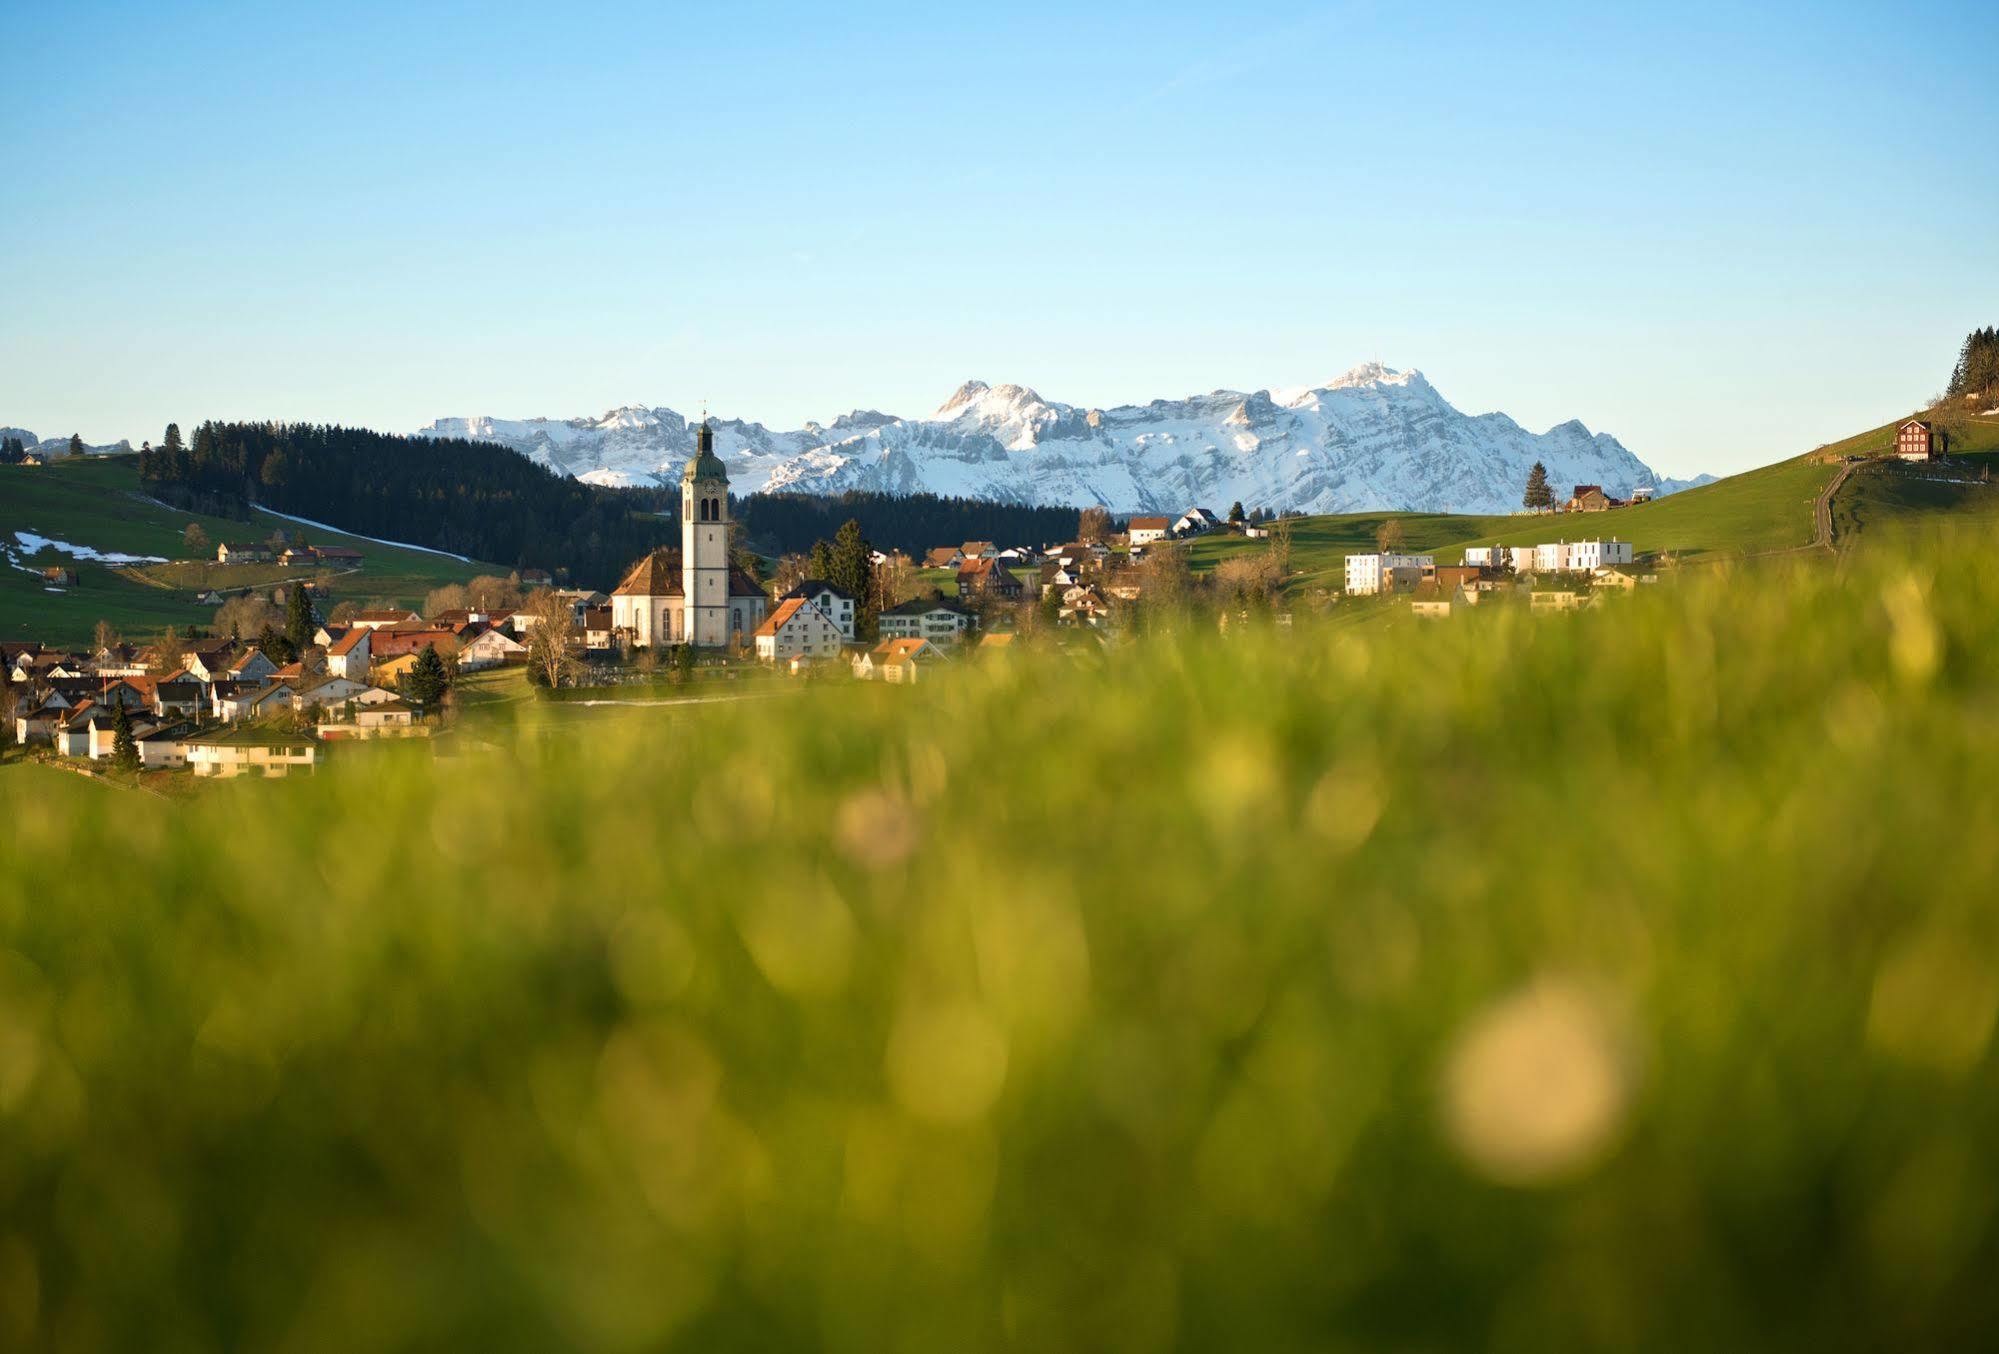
<box><xmin>681</xmin><ymin>420</ymin><xmax>731</xmax><ymax>647</ymax></box>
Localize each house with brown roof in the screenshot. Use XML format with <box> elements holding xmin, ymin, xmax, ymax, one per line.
<box><xmin>1564</xmin><ymin>485</ymin><xmax>1624</xmax><ymax>513</ymax></box>
<box><xmin>1127</xmin><ymin>516</ymin><xmax>1172</xmax><ymax>547</ymax></box>
<box><xmin>879</xmin><ymin>597</ymin><xmax>976</xmax><ymax>645</ymax></box>
<box><xmin>753</xmin><ymin>597</ymin><xmax>846</xmax><ymax>664</ymax></box>
<box><xmin>347</xmin><ymin>608</ymin><xmax>422</xmax><ymax>630</ymax></box>
<box><xmin>457</xmin><ymin>625</ymin><xmax>527</xmax><ymax>670</ymax></box>
<box><xmin>216</xmin><ymin>541</ymin><xmax>273</xmax><ymax>564</ymax></box>
<box><xmin>957</xmin><ymin>556</ymin><xmax>1024</xmax><ymax>602</ymax></box>
<box><xmin>923</xmin><ymin>546</ymin><xmax>966</xmax><ymax>570</ymax></box>
<box><xmin>325</xmin><ymin>627</ymin><xmax>371</xmax><ymax>680</ymax></box>
<box><xmin>853</xmin><ymin>637</ymin><xmax>947</xmax><ymax>684</ymax></box>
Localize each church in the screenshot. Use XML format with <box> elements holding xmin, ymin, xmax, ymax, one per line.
<box><xmin>608</xmin><ymin>422</ymin><xmax>769</xmax><ymax>648</ymax></box>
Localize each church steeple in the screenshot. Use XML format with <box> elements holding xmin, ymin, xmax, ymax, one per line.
<box><xmin>681</xmin><ymin>419</ymin><xmax>731</xmax><ymax>647</ymax></box>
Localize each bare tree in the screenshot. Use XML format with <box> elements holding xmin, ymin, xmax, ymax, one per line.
<box><xmin>182</xmin><ymin>522</ymin><xmax>210</xmax><ymax>558</ymax></box>
<box><xmin>216</xmin><ymin>594</ymin><xmax>281</xmax><ymax>640</ymax></box>
<box><xmin>425</xmin><ymin>583</ymin><xmax>472</xmax><ymax>617</ymax></box>
<box><xmin>92</xmin><ymin>619</ymin><xmax>122</xmax><ymax>656</ymax></box>
<box><xmin>1375</xmin><ymin>518</ymin><xmax>1406</xmax><ymax>554</ymax></box>
<box><xmin>521</xmin><ymin>588</ymin><xmax>581</xmax><ymax>689</ymax></box>
<box><xmin>1078</xmin><ymin>506</ymin><xmax>1113</xmax><ymax>544</ymax></box>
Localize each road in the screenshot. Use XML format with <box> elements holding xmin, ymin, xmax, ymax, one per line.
<box><xmin>1813</xmin><ymin>459</ymin><xmax>1856</xmax><ymax>553</ymax></box>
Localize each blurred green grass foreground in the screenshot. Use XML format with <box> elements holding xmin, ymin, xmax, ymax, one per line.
<box><xmin>4</xmin><ymin>540</ymin><xmax>1998</xmax><ymax>1352</ymax></box>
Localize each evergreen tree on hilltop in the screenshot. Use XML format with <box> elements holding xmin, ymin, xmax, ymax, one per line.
<box><xmin>1</xmin><ymin>435</ymin><xmax>23</xmax><ymax>464</ymax></box>
<box><xmin>111</xmin><ymin>703</ymin><xmax>139</xmax><ymax>772</ymax></box>
<box><xmin>1523</xmin><ymin>462</ymin><xmax>1554</xmax><ymax>510</ymax></box>
<box><xmin>284</xmin><ymin>580</ymin><xmax>316</xmax><ymax>656</ymax></box>
<box><xmin>1229</xmin><ymin>501</ymin><xmax>1245</xmax><ymax>523</ymax></box>
<box><xmin>69</xmin><ymin>433</ymin><xmax>85</xmax><ymax>458</ymax></box>
<box><xmin>1947</xmin><ymin>326</ymin><xmax>1999</xmax><ymax>401</ymax></box>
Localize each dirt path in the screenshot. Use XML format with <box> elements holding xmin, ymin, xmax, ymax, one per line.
<box><xmin>1813</xmin><ymin>459</ymin><xmax>1855</xmax><ymax>553</ymax></box>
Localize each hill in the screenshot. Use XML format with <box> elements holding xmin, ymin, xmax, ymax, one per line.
<box><xmin>0</xmin><ymin>455</ymin><xmax>507</xmax><ymax>645</ymax></box>
<box><xmin>1186</xmin><ymin>404</ymin><xmax>1999</xmax><ymax>586</ymax></box>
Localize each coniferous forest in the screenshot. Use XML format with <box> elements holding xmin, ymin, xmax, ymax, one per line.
<box><xmin>138</xmin><ymin>420</ymin><xmax>1092</xmax><ymax>585</ymax></box>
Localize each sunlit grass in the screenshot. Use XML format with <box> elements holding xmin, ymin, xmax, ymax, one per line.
<box><xmin>4</xmin><ymin>541</ymin><xmax>1999</xmax><ymax>1350</ymax></box>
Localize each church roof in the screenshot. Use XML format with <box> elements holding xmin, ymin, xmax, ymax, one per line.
<box><xmin>611</xmin><ymin>546</ymin><xmax>766</xmax><ymax>601</ymax></box>
<box><xmin>683</xmin><ymin>421</ymin><xmax>729</xmax><ymax>482</ymax></box>
<box><xmin>613</xmin><ymin>547</ymin><xmax>683</xmax><ymax>598</ymax></box>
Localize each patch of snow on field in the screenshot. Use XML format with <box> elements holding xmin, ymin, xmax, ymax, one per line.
<box><xmin>11</xmin><ymin>530</ymin><xmax>166</xmax><ymax>564</ymax></box>
<box><xmin>254</xmin><ymin>507</ymin><xmax>472</xmax><ymax>562</ymax></box>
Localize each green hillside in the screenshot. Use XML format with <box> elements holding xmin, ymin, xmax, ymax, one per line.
<box><xmin>1188</xmin><ymin>404</ymin><xmax>1999</xmax><ymax>587</ymax></box>
<box><xmin>0</xmin><ymin>455</ymin><xmax>508</xmax><ymax>644</ymax></box>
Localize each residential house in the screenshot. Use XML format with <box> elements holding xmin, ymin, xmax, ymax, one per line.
<box><xmin>457</xmin><ymin>625</ymin><xmax>527</xmax><ymax>671</ymax></box>
<box><xmin>1531</xmin><ymin>590</ymin><xmax>1590</xmax><ymax>612</ymax></box>
<box><xmin>292</xmin><ymin>675</ymin><xmax>379</xmax><ymax>714</ymax></box>
<box><xmin>87</xmin><ymin>708</ymin><xmax>161</xmax><ymax>760</ymax></box>
<box><xmin>186</xmin><ymin>728</ymin><xmax>319</xmax><ymax>778</ymax></box>
<box><xmin>854</xmin><ymin>637</ymin><xmax>946</xmax><ymax>684</ymax></box>
<box><xmin>583</xmin><ymin>607</ymin><xmax>615</xmax><ymax>650</ymax></box>
<box><xmin>226</xmin><ymin>647</ymin><xmax>279</xmax><ymax>683</ymax></box>
<box><xmin>216</xmin><ymin>541</ymin><xmax>273</xmax><ymax>564</ymax></box>
<box><xmin>1534</xmin><ymin>542</ymin><xmax>1571</xmax><ymax>573</ymax></box>
<box><xmin>315</xmin><ymin>546</ymin><xmax>364</xmax><ymax>565</ymax></box>
<box><xmin>1127</xmin><ymin>516</ymin><xmax>1172</xmax><ymax>547</ymax></box>
<box><xmin>959</xmin><ymin>541</ymin><xmax>999</xmax><ymax>562</ymax></box>
<box><xmin>1566</xmin><ymin>539</ymin><xmax>1635</xmax><ymax>570</ymax></box>
<box><xmin>1343</xmin><ymin>553</ymin><xmax>1433</xmax><ymax>596</ymax></box>
<box><xmin>181</xmin><ymin>646</ymin><xmax>238</xmax><ymax>683</ymax></box>
<box><xmin>317</xmin><ymin>698</ymin><xmax>419</xmax><ymax>739</ymax></box>
<box><xmin>879</xmin><ymin>598</ymin><xmax>976</xmax><ymax>645</ymax></box>
<box><xmin>1564</xmin><ymin>485</ymin><xmax>1623</xmax><ymax>513</ymax></box>
<box><xmin>1462</xmin><ymin>546</ymin><xmax>1503</xmax><ymax>568</ymax></box>
<box><xmin>1060</xmin><ymin>585</ymin><xmax>1111</xmax><ymax>625</ymax></box>
<box><xmin>518</xmin><ymin>568</ymin><xmax>553</xmax><ymax>588</ymax></box>
<box><xmin>1508</xmin><ymin>546</ymin><xmax>1539</xmax><ymax>574</ymax></box>
<box><xmin>367</xmin><ymin>627</ymin><xmax>462</xmax><ymax>662</ymax></box>
<box><xmin>753</xmin><ymin>598</ymin><xmax>846</xmax><ymax>664</ymax></box>
<box><xmin>41</xmin><ymin>567</ymin><xmax>78</xmax><ymax>588</ymax></box>
<box><xmin>347</xmin><ymin>609</ymin><xmax>422</xmax><ymax>630</ymax></box>
<box><xmin>923</xmin><ymin>546</ymin><xmax>966</xmax><ymax>569</ymax></box>
<box><xmin>136</xmin><ymin>722</ymin><xmax>198</xmax><ymax>769</ymax></box>
<box><xmin>325</xmin><ymin>627</ymin><xmax>372</xmax><ymax>679</ymax></box>
<box><xmin>778</xmin><ymin>580</ymin><xmax>858</xmax><ymax>642</ymax></box>
<box><xmin>1173</xmin><ymin>507</ymin><xmax>1223</xmax><ymax>537</ymax></box>
<box><xmin>957</xmin><ymin>556</ymin><xmax>1024</xmax><ymax>601</ymax></box>
<box><xmin>13</xmin><ymin>697</ymin><xmax>65</xmax><ymax>746</ymax></box>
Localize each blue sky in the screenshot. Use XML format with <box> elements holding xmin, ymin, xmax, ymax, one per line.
<box><xmin>3</xmin><ymin>0</ymin><xmax>1993</xmax><ymax>477</ymax></box>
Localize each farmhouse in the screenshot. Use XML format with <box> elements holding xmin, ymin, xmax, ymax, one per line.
<box><xmin>216</xmin><ymin>541</ymin><xmax>273</xmax><ymax>564</ymax></box>
<box><xmin>1895</xmin><ymin>419</ymin><xmax>1945</xmax><ymax>461</ymax></box>
<box><xmin>957</xmin><ymin>556</ymin><xmax>1024</xmax><ymax>601</ymax></box>
<box><xmin>855</xmin><ymin>637</ymin><xmax>947</xmax><ymax>684</ymax></box>
<box><xmin>457</xmin><ymin>625</ymin><xmax>527</xmax><ymax>670</ymax></box>
<box><xmin>1127</xmin><ymin>516</ymin><xmax>1171</xmax><ymax>547</ymax></box>
<box><xmin>1174</xmin><ymin>507</ymin><xmax>1223</xmax><ymax>537</ymax></box>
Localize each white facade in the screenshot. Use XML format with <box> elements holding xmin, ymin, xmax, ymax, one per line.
<box><xmin>1128</xmin><ymin>519</ymin><xmax>1170</xmax><ymax>547</ymax></box>
<box><xmin>1534</xmin><ymin>542</ymin><xmax>1570</xmax><ymax>573</ymax></box>
<box><xmin>879</xmin><ymin>605</ymin><xmax>974</xmax><ymax>644</ymax></box>
<box><xmin>681</xmin><ymin>423</ymin><xmax>732</xmax><ymax>648</ymax></box>
<box><xmin>790</xmin><ymin>585</ymin><xmax>857</xmax><ymax>641</ymax></box>
<box><xmin>1343</xmin><ymin>552</ymin><xmax>1433</xmax><ymax>596</ymax></box>
<box><xmin>1566</xmin><ymin>539</ymin><xmax>1635</xmax><ymax>570</ymax></box>
<box><xmin>1463</xmin><ymin>546</ymin><xmax>1500</xmax><ymax>567</ymax></box>
<box><xmin>1509</xmin><ymin>546</ymin><xmax>1538</xmax><ymax>573</ymax></box>
<box><xmin>754</xmin><ymin>601</ymin><xmax>845</xmax><ymax>663</ymax></box>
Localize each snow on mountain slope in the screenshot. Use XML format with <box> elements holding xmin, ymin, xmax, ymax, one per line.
<box><xmin>416</xmin><ymin>365</ymin><xmax>1702</xmax><ymax>515</ymax></box>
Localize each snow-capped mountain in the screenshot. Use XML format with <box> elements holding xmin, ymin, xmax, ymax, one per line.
<box><xmin>415</xmin><ymin>365</ymin><xmax>1707</xmax><ymax>514</ymax></box>
<box><xmin>0</xmin><ymin>427</ymin><xmax>134</xmax><ymax>459</ymax></box>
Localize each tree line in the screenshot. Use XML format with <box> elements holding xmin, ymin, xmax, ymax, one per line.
<box><xmin>732</xmin><ymin>490</ymin><xmax>1082</xmax><ymax>558</ymax></box>
<box><xmin>1946</xmin><ymin>326</ymin><xmax>1999</xmax><ymax>403</ymax></box>
<box><xmin>138</xmin><ymin>421</ymin><xmax>665</xmax><ymax>584</ymax></box>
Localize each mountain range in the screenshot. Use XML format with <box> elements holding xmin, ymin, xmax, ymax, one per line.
<box><xmin>1</xmin><ymin>428</ymin><xmax>133</xmax><ymax>459</ymax></box>
<box><xmin>413</xmin><ymin>363</ymin><xmax>1706</xmax><ymax>515</ymax></box>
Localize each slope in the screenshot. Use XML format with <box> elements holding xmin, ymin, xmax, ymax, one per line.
<box><xmin>0</xmin><ymin>455</ymin><xmax>507</xmax><ymax>645</ymax></box>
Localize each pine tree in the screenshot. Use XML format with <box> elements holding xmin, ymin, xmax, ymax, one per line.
<box><xmin>808</xmin><ymin>540</ymin><xmax>834</xmax><ymax>581</ymax></box>
<box><xmin>69</xmin><ymin>433</ymin><xmax>85</xmax><ymax>458</ymax></box>
<box><xmin>1228</xmin><ymin>501</ymin><xmax>1245</xmax><ymax>523</ymax></box>
<box><xmin>404</xmin><ymin>644</ymin><xmax>450</xmax><ymax>710</ymax></box>
<box><xmin>829</xmin><ymin>519</ymin><xmax>877</xmax><ymax>639</ymax></box>
<box><xmin>284</xmin><ymin>580</ymin><xmax>316</xmax><ymax>657</ymax></box>
<box><xmin>1523</xmin><ymin>461</ymin><xmax>1554</xmax><ymax>510</ymax></box>
<box><xmin>111</xmin><ymin>703</ymin><xmax>139</xmax><ymax>771</ymax></box>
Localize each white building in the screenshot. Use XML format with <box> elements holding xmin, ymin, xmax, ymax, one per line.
<box><xmin>1174</xmin><ymin>507</ymin><xmax>1223</xmax><ymax>536</ymax></box>
<box><xmin>752</xmin><ymin>598</ymin><xmax>846</xmax><ymax>664</ymax></box>
<box><xmin>1344</xmin><ymin>552</ymin><xmax>1433</xmax><ymax>596</ymax></box>
<box><xmin>1566</xmin><ymin>539</ymin><xmax>1635</xmax><ymax>570</ymax></box>
<box><xmin>1463</xmin><ymin>546</ymin><xmax>1501</xmax><ymax>568</ymax></box>
<box><xmin>879</xmin><ymin>599</ymin><xmax>976</xmax><ymax>645</ymax></box>
<box><xmin>1509</xmin><ymin>546</ymin><xmax>1539</xmax><ymax>573</ymax></box>
<box><xmin>608</xmin><ymin>423</ymin><xmax>769</xmax><ymax>648</ymax></box>
<box><xmin>779</xmin><ymin>581</ymin><xmax>857</xmax><ymax>642</ymax></box>
<box><xmin>1127</xmin><ymin>516</ymin><xmax>1171</xmax><ymax>547</ymax></box>
<box><xmin>1534</xmin><ymin>542</ymin><xmax>1570</xmax><ymax>573</ymax></box>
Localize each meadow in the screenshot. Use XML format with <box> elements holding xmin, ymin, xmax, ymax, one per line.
<box><xmin>0</xmin><ymin>456</ymin><xmax>508</xmax><ymax>645</ymax></box>
<box><xmin>4</xmin><ymin>536</ymin><xmax>1998</xmax><ymax>1351</ymax></box>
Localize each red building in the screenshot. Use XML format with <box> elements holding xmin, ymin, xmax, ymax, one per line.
<box><xmin>1895</xmin><ymin>419</ymin><xmax>1944</xmax><ymax>461</ymax></box>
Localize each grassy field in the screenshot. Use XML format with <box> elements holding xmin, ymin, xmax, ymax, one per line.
<box><xmin>5</xmin><ymin>538</ymin><xmax>1999</xmax><ymax>1350</ymax></box>
<box><xmin>0</xmin><ymin>456</ymin><xmax>509</xmax><ymax>645</ymax></box>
